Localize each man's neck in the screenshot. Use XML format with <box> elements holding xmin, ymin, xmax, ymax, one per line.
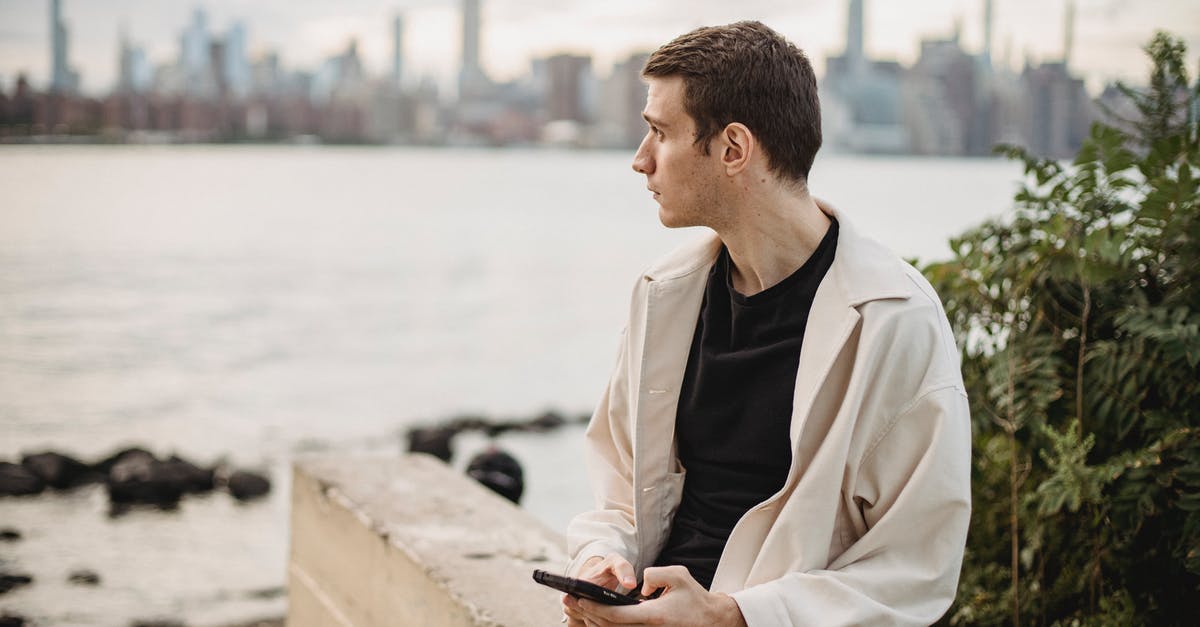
<box><xmin>715</xmin><ymin>191</ymin><xmax>832</xmax><ymax>297</ymax></box>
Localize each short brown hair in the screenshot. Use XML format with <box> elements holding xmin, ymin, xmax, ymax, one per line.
<box><xmin>642</xmin><ymin>21</ymin><xmax>822</xmax><ymax>184</ymax></box>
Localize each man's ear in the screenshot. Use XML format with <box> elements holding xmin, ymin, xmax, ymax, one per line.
<box><xmin>719</xmin><ymin>123</ymin><xmax>754</xmax><ymax>176</ymax></box>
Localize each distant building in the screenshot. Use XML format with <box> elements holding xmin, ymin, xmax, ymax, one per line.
<box><xmin>822</xmin><ymin>0</ymin><xmax>909</xmax><ymax>153</ymax></box>
<box><xmin>459</xmin><ymin>0</ymin><xmax>490</xmax><ymax>100</ymax></box>
<box><xmin>49</xmin><ymin>0</ymin><xmax>79</xmax><ymax>93</ymax></box>
<box><xmin>223</xmin><ymin>22</ymin><xmax>251</xmax><ymax>98</ymax></box>
<box><xmin>542</xmin><ymin>53</ymin><xmax>594</xmax><ymax>124</ymax></box>
<box><xmin>597</xmin><ymin>52</ymin><xmax>650</xmax><ymax>149</ymax></box>
<box><xmin>1020</xmin><ymin>61</ymin><xmax>1091</xmax><ymax>158</ymax></box>
<box><xmin>393</xmin><ymin>14</ymin><xmax>405</xmax><ymax>89</ymax></box>
<box><xmin>905</xmin><ymin>33</ymin><xmax>980</xmax><ymax>155</ymax></box>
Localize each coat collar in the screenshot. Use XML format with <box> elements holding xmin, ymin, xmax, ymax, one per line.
<box><xmin>641</xmin><ymin>200</ymin><xmax>914</xmax><ymax>307</ymax></box>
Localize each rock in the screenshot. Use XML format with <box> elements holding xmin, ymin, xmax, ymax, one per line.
<box><xmin>482</xmin><ymin>421</ymin><xmax>521</xmax><ymax>438</ymax></box>
<box><xmin>0</xmin><ymin>528</ymin><xmax>21</xmax><ymax>542</ymax></box>
<box><xmin>444</xmin><ymin>414</ymin><xmax>489</xmax><ymax>433</ymax></box>
<box><xmin>226</xmin><ymin>470</ymin><xmax>271</xmax><ymax>501</ymax></box>
<box><xmin>0</xmin><ymin>572</ymin><xmax>33</xmax><ymax>595</ymax></box>
<box><xmin>21</xmin><ymin>451</ymin><xmax>100</xmax><ymax>489</ymax></box>
<box><xmin>130</xmin><ymin>620</ymin><xmax>185</xmax><ymax>627</ymax></box>
<box><xmin>0</xmin><ymin>462</ymin><xmax>43</xmax><ymax>497</ymax></box>
<box><xmin>106</xmin><ymin>453</ymin><xmax>184</xmax><ymax>508</ymax></box>
<box><xmin>92</xmin><ymin>447</ymin><xmax>156</xmax><ymax>476</ymax></box>
<box><xmin>406</xmin><ymin>426</ymin><xmax>456</xmax><ymax>462</ymax></box>
<box><xmin>68</xmin><ymin>569</ymin><xmax>101</xmax><ymax>585</ymax></box>
<box><xmin>466</xmin><ymin>448</ymin><xmax>524</xmax><ymax>504</ymax></box>
<box><xmin>525</xmin><ymin>411</ymin><xmax>566</xmax><ymax>431</ymax></box>
<box><xmin>164</xmin><ymin>455</ymin><xmax>215</xmax><ymax>494</ymax></box>
<box><xmin>0</xmin><ymin>612</ymin><xmax>27</xmax><ymax>627</ymax></box>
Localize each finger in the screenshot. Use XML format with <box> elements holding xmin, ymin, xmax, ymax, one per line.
<box><xmin>577</xmin><ymin>598</ymin><xmax>652</xmax><ymax>625</ymax></box>
<box><xmin>640</xmin><ymin>565</ymin><xmax>691</xmax><ymax>595</ymax></box>
<box><xmin>605</xmin><ymin>553</ymin><xmax>638</xmax><ymax>589</ymax></box>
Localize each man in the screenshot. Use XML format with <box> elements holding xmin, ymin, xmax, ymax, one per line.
<box><xmin>563</xmin><ymin>21</ymin><xmax>971</xmax><ymax>627</ymax></box>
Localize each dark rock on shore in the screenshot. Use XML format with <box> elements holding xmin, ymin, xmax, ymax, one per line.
<box><xmin>407</xmin><ymin>426</ymin><xmax>456</xmax><ymax>462</ymax></box>
<box><xmin>466</xmin><ymin>448</ymin><xmax>524</xmax><ymax>504</ymax></box>
<box><xmin>93</xmin><ymin>447</ymin><xmax>157</xmax><ymax>475</ymax></box>
<box><xmin>0</xmin><ymin>572</ymin><xmax>33</xmax><ymax>594</ymax></box>
<box><xmin>103</xmin><ymin>449</ymin><xmax>220</xmax><ymax>510</ymax></box>
<box><xmin>21</xmin><ymin>451</ymin><xmax>100</xmax><ymax>489</ymax></box>
<box><xmin>226</xmin><ymin>470</ymin><xmax>271</xmax><ymax>501</ymax></box>
<box><xmin>526</xmin><ymin>411</ymin><xmax>566</xmax><ymax>431</ymax></box>
<box><xmin>0</xmin><ymin>612</ymin><xmax>27</xmax><ymax>627</ymax></box>
<box><xmin>106</xmin><ymin>453</ymin><xmax>186</xmax><ymax>509</ymax></box>
<box><xmin>0</xmin><ymin>462</ymin><xmax>43</xmax><ymax>497</ymax></box>
<box><xmin>131</xmin><ymin>620</ymin><xmax>185</xmax><ymax>627</ymax></box>
<box><xmin>0</xmin><ymin>528</ymin><xmax>21</xmax><ymax>542</ymax></box>
<box><xmin>166</xmin><ymin>455</ymin><xmax>215</xmax><ymax>494</ymax></box>
<box><xmin>68</xmin><ymin>569</ymin><xmax>101</xmax><ymax>586</ymax></box>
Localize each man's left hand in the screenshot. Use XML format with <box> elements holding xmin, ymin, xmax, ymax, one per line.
<box><xmin>563</xmin><ymin>565</ymin><xmax>747</xmax><ymax>627</ymax></box>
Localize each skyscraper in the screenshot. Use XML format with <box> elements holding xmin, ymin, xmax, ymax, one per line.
<box><xmin>459</xmin><ymin>0</ymin><xmax>488</xmax><ymax>98</ymax></box>
<box><xmin>393</xmin><ymin>13</ymin><xmax>405</xmax><ymax>88</ymax></box>
<box><xmin>49</xmin><ymin>0</ymin><xmax>77</xmax><ymax>92</ymax></box>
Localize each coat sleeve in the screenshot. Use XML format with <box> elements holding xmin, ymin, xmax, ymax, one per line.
<box><xmin>730</xmin><ymin>384</ymin><xmax>972</xmax><ymax>626</ymax></box>
<box><xmin>564</xmin><ymin>327</ymin><xmax>640</xmax><ymax>576</ymax></box>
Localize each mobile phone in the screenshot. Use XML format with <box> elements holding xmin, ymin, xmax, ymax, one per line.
<box><xmin>532</xmin><ymin>569</ymin><xmax>640</xmax><ymax>606</ymax></box>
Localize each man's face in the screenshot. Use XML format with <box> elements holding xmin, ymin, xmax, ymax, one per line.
<box><xmin>631</xmin><ymin>76</ymin><xmax>723</xmax><ymax>229</ymax></box>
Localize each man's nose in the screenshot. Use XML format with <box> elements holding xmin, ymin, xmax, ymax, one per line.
<box><xmin>631</xmin><ymin>137</ymin><xmax>654</xmax><ymax>174</ymax></box>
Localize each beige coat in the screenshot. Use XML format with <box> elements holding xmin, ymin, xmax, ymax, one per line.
<box><xmin>566</xmin><ymin>203</ymin><xmax>972</xmax><ymax>626</ymax></box>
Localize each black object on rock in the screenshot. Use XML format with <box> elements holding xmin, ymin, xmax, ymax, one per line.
<box><xmin>21</xmin><ymin>451</ymin><xmax>100</xmax><ymax>489</ymax></box>
<box><xmin>0</xmin><ymin>612</ymin><xmax>27</xmax><ymax>627</ymax></box>
<box><xmin>466</xmin><ymin>448</ymin><xmax>525</xmax><ymax>504</ymax></box>
<box><xmin>0</xmin><ymin>462</ymin><xmax>43</xmax><ymax>497</ymax></box>
<box><xmin>0</xmin><ymin>573</ymin><xmax>33</xmax><ymax>595</ymax></box>
<box><xmin>0</xmin><ymin>528</ymin><xmax>21</xmax><ymax>542</ymax></box>
<box><xmin>407</xmin><ymin>426</ymin><xmax>456</xmax><ymax>462</ymax></box>
<box><xmin>226</xmin><ymin>470</ymin><xmax>271</xmax><ymax>501</ymax></box>
<box><xmin>130</xmin><ymin>620</ymin><xmax>185</xmax><ymax>627</ymax></box>
<box><xmin>68</xmin><ymin>569</ymin><xmax>101</xmax><ymax>586</ymax></box>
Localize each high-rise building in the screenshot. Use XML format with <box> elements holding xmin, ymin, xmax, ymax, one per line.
<box><xmin>543</xmin><ymin>53</ymin><xmax>594</xmax><ymax>123</ymax></box>
<box><xmin>50</xmin><ymin>0</ymin><xmax>78</xmax><ymax>92</ymax></box>
<box><xmin>223</xmin><ymin>22</ymin><xmax>251</xmax><ymax>98</ymax></box>
<box><xmin>393</xmin><ymin>14</ymin><xmax>405</xmax><ymax>88</ymax></box>
<box><xmin>180</xmin><ymin>8</ymin><xmax>211</xmax><ymax>81</ymax></box>
<box><xmin>459</xmin><ymin>0</ymin><xmax>489</xmax><ymax>99</ymax></box>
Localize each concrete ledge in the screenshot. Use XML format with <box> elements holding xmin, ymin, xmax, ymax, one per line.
<box><xmin>287</xmin><ymin>454</ymin><xmax>568</xmax><ymax>627</ymax></box>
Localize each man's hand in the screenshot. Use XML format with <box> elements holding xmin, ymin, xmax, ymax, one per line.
<box><xmin>562</xmin><ymin>553</ymin><xmax>638</xmax><ymax>626</ymax></box>
<box><xmin>564</xmin><ymin>564</ymin><xmax>747</xmax><ymax>627</ymax></box>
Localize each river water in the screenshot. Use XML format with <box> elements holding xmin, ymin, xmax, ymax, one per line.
<box><xmin>0</xmin><ymin>146</ymin><xmax>1021</xmax><ymax>625</ymax></box>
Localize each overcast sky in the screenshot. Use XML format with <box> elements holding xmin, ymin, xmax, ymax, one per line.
<box><xmin>1</xmin><ymin>0</ymin><xmax>1198</xmax><ymax>96</ymax></box>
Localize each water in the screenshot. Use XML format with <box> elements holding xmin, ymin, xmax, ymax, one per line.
<box><xmin>0</xmin><ymin>145</ymin><xmax>1022</xmax><ymax>625</ymax></box>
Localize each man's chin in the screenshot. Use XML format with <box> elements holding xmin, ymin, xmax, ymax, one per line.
<box><xmin>657</xmin><ymin>205</ymin><xmax>690</xmax><ymax>229</ymax></box>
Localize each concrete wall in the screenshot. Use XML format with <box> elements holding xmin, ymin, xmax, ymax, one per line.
<box><xmin>287</xmin><ymin>454</ymin><xmax>568</xmax><ymax>626</ymax></box>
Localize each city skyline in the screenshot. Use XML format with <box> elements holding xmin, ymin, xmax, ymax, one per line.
<box><xmin>1</xmin><ymin>0</ymin><xmax>1198</xmax><ymax>97</ymax></box>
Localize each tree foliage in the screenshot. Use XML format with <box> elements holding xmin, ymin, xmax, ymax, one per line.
<box><xmin>925</xmin><ymin>32</ymin><xmax>1200</xmax><ymax>626</ymax></box>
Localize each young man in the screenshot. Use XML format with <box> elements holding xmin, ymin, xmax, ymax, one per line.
<box><xmin>562</xmin><ymin>21</ymin><xmax>971</xmax><ymax>627</ymax></box>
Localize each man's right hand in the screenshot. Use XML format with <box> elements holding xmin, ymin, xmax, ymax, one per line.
<box><xmin>562</xmin><ymin>553</ymin><xmax>636</xmax><ymax>627</ymax></box>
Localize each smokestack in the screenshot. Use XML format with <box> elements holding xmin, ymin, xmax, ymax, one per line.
<box><xmin>1063</xmin><ymin>0</ymin><xmax>1075</xmax><ymax>67</ymax></box>
<box><xmin>983</xmin><ymin>0</ymin><xmax>994</xmax><ymax>68</ymax></box>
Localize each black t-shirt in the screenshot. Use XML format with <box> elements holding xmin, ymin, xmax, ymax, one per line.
<box><xmin>653</xmin><ymin>219</ymin><xmax>839</xmax><ymax>589</ymax></box>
